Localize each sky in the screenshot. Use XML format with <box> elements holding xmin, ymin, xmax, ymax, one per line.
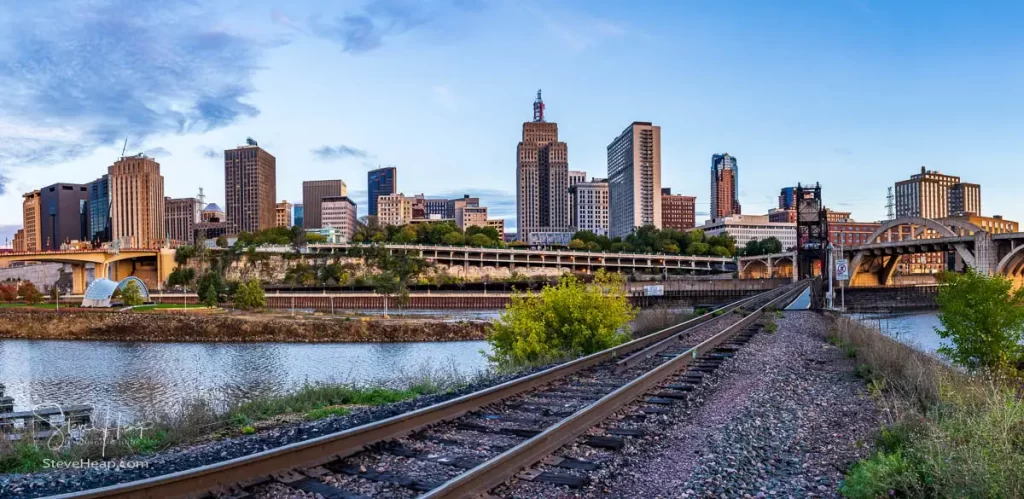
<box><xmin>1</xmin><ymin>0</ymin><xmax>1022</xmax><ymax>244</ymax></box>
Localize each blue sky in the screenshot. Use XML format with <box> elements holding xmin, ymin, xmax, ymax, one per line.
<box><xmin>1</xmin><ymin>0</ymin><xmax>1022</xmax><ymax>243</ymax></box>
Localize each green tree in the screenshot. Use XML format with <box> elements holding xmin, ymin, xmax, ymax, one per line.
<box><xmin>120</xmin><ymin>280</ymin><xmax>145</xmax><ymax>307</ymax></box>
<box><xmin>215</xmin><ymin>235</ymin><xmax>229</xmax><ymax>248</ymax></box>
<box><xmin>202</xmin><ymin>285</ymin><xmax>219</xmax><ymax>307</ymax></box>
<box><xmin>742</xmin><ymin>239</ymin><xmax>763</xmax><ymax>256</ymax></box>
<box><xmin>467</xmin><ymin>233</ymin><xmax>493</xmax><ymax>247</ymax></box>
<box><xmin>686</xmin><ymin>242</ymin><xmax>710</xmax><ymax>255</ymax></box>
<box><xmin>487</xmin><ymin>270</ymin><xmax>636</xmax><ymax>369</ymax></box>
<box><xmin>233</xmin><ymin>278</ymin><xmax>266</xmax><ymax>310</ymax></box>
<box><xmin>709</xmin><ymin>245</ymin><xmax>731</xmax><ymax>257</ymax></box>
<box><xmin>935</xmin><ymin>270</ymin><xmax>1024</xmax><ymax>371</ymax></box>
<box><xmin>305</xmin><ymin>232</ymin><xmax>328</xmax><ymax>244</ymax></box>
<box><xmin>359</xmin><ymin>245</ymin><xmax>427</xmax><ymax>315</ymax></box>
<box><xmin>760</xmin><ymin>236</ymin><xmax>783</xmax><ymax>254</ymax></box>
<box><xmin>167</xmin><ymin>267</ymin><xmax>196</xmax><ymax>287</ymax></box>
<box><xmin>18</xmin><ymin>282</ymin><xmax>42</xmax><ymax>304</ymax></box>
<box><xmin>568</xmin><ymin>238</ymin><xmax>586</xmax><ymax>250</ymax></box>
<box><xmin>442</xmin><ymin>232</ymin><xmax>465</xmax><ymax>246</ymax></box>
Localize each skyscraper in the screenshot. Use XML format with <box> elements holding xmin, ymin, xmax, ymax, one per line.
<box><xmin>88</xmin><ymin>175</ymin><xmax>111</xmax><ymax>244</ymax></box>
<box><xmin>516</xmin><ymin>90</ymin><xmax>569</xmax><ymax>242</ymax></box>
<box><xmin>710</xmin><ymin>153</ymin><xmax>741</xmax><ymax>219</ymax></box>
<box><xmin>302</xmin><ymin>180</ymin><xmax>347</xmax><ymax>229</ymax></box>
<box><xmin>21</xmin><ymin>190</ymin><xmax>42</xmax><ymax>252</ymax></box>
<box><xmin>568</xmin><ymin>170</ymin><xmax>587</xmax><ymax>222</ymax></box>
<box><xmin>895</xmin><ymin>167</ymin><xmax>981</xmax><ymax>218</ymax></box>
<box><xmin>607</xmin><ymin>122</ymin><xmax>662</xmax><ymax>238</ymax></box>
<box><xmin>321</xmin><ymin>196</ymin><xmax>358</xmax><ymax>242</ymax></box>
<box><xmin>38</xmin><ymin>183</ymin><xmax>90</xmax><ymax>250</ymax></box>
<box><xmin>367</xmin><ymin>167</ymin><xmax>397</xmax><ymax>217</ymax></box>
<box><xmin>293</xmin><ymin>204</ymin><xmax>304</xmax><ymax>227</ymax></box>
<box><xmin>109</xmin><ymin>154</ymin><xmax>165</xmax><ymax>248</ymax></box>
<box><xmin>164</xmin><ymin>197</ymin><xmax>202</xmax><ymax>244</ymax></box>
<box><xmin>225</xmin><ymin>138</ymin><xmax>276</xmax><ymax>234</ymax></box>
<box><xmin>570</xmin><ymin>178</ymin><xmax>609</xmax><ymax>236</ymax></box>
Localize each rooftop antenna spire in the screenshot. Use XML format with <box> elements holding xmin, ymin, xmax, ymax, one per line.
<box><xmin>886</xmin><ymin>186</ymin><xmax>895</xmax><ymax>220</ymax></box>
<box><xmin>120</xmin><ymin>137</ymin><xmax>128</xmax><ymax>158</ymax></box>
<box><xmin>197</xmin><ymin>187</ymin><xmax>207</xmax><ymax>206</ymax></box>
<box><xmin>533</xmin><ymin>89</ymin><xmax>545</xmax><ymax>122</ymax></box>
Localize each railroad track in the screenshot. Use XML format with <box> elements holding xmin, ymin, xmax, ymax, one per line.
<box><xmin>57</xmin><ymin>282</ymin><xmax>806</xmax><ymax>499</ymax></box>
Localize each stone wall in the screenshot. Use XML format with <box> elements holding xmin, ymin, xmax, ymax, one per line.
<box><xmin>0</xmin><ymin>263</ymin><xmax>65</xmax><ymax>290</ymax></box>
<box><xmin>0</xmin><ymin>309</ymin><xmax>490</xmax><ymax>343</ymax></box>
<box><xmin>842</xmin><ymin>285</ymin><xmax>938</xmax><ymax>312</ymax></box>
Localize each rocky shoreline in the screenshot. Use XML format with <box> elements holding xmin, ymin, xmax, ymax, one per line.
<box><xmin>0</xmin><ymin>309</ymin><xmax>491</xmax><ymax>343</ymax></box>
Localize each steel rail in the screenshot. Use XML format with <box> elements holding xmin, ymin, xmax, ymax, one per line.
<box><xmin>421</xmin><ymin>282</ymin><xmax>808</xmax><ymax>499</ymax></box>
<box><xmin>54</xmin><ymin>287</ymin><xmax>790</xmax><ymax>499</ymax></box>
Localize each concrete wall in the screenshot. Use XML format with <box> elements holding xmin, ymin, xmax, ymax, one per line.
<box><xmin>0</xmin><ymin>263</ymin><xmax>65</xmax><ymax>290</ymax></box>
<box><xmin>842</xmin><ymin>285</ymin><xmax>938</xmax><ymax>312</ymax></box>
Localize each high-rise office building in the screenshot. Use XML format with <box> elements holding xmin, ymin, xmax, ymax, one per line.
<box><xmin>225</xmin><ymin>138</ymin><xmax>276</xmax><ymax>234</ymax></box>
<box><xmin>778</xmin><ymin>186</ymin><xmax>797</xmax><ymax>210</ymax></box>
<box><xmin>38</xmin><ymin>183</ymin><xmax>90</xmax><ymax>250</ymax></box>
<box><xmin>302</xmin><ymin>180</ymin><xmax>347</xmax><ymax>229</ymax></box>
<box><xmin>377</xmin><ymin>193</ymin><xmax>412</xmax><ymax>226</ymax></box>
<box><xmin>21</xmin><ymin>190</ymin><xmax>42</xmax><ymax>252</ymax></box>
<box><xmin>88</xmin><ymin>176</ymin><xmax>111</xmax><ymax>244</ymax></box>
<box><xmin>895</xmin><ymin>167</ymin><xmax>981</xmax><ymax>219</ymax></box>
<box><xmin>293</xmin><ymin>204</ymin><xmax>304</xmax><ymax>228</ymax></box>
<box><xmin>568</xmin><ymin>170</ymin><xmax>587</xmax><ymax>220</ymax></box>
<box><xmin>710</xmin><ymin>153</ymin><xmax>741</xmax><ymax>219</ymax></box>
<box><xmin>276</xmin><ymin>200</ymin><xmax>293</xmax><ymax>227</ymax></box>
<box><xmin>165</xmin><ymin>197</ymin><xmax>203</xmax><ymax>245</ymax></box>
<box><xmin>425</xmin><ymin>198</ymin><xmax>448</xmax><ymax>218</ymax></box>
<box><xmin>607</xmin><ymin>122</ymin><xmax>662</xmax><ymax>238</ymax></box>
<box><xmin>570</xmin><ymin>178</ymin><xmax>609</xmax><ymax>236</ymax></box>
<box><xmin>109</xmin><ymin>154</ymin><xmax>165</xmax><ymax>248</ymax></box>
<box><xmin>516</xmin><ymin>90</ymin><xmax>569</xmax><ymax>241</ymax></box>
<box><xmin>448</xmin><ymin>195</ymin><xmax>480</xmax><ymax>222</ymax></box>
<box><xmin>12</xmin><ymin>229</ymin><xmax>25</xmax><ymax>252</ymax></box>
<box><xmin>661</xmin><ymin>188</ymin><xmax>696</xmax><ymax>231</ymax></box>
<box><xmin>321</xmin><ymin>196</ymin><xmax>358</xmax><ymax>243</ymax></box>
<box><xmin>459</xmin><ymin>205</ymin><xmax>488</xmax><ymax>230</ymax></box>
<box><xmin>367</xmin><ymin>167</ymin><xmax>397</xmax><ymax>217</ymax></box>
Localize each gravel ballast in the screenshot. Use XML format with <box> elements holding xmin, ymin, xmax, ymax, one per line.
<box><xmin>497</xmin><ymin>311</ymin><xmax>880</xmax><ymax>498</ymax></box>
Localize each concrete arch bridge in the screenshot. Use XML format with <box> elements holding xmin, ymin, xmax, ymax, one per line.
<box><xmin>0</xmin><ymin>249</ymin><xmax>175</xmax><ymax>294</ymax></box>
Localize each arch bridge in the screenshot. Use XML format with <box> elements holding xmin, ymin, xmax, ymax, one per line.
<box><xmin>0</xmin><ymin>248</ymin><xmax>176</xmax><ymax>294</ymax></box>
<box><xmin>737</xmin><ymin>252</ymin><xmax>797</xmax><ymax>281</ymax></box>
<box><xmin>841</xmin><ymin>216</ymin><xmax>1024</xmax><ymax>288</ymax></box>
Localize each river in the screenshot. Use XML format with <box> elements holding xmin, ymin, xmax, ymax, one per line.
<box><xmin>850</xmin><ymin>310</ymin><xmax>944</xmax><ymax>353</ymax></box>
<box><xmin>0</xmin><ymin>339</ymin><xmax>492</xmax><ymax>422</ymax></box>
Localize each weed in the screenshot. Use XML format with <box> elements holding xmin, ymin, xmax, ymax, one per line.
<box><xmin>305</xmin><ymin>406</ymin><xmax>351</xmax><ymax>420</ymax></box>
<box><xmin>240</xmin><ymin>426</ymin><xmax>256</xmax><ymax>435</ymax></box>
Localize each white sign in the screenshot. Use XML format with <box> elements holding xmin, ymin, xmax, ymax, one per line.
<box><xmin>835</xmin><ymin>258</ymin><xmax>850</xmax><ymax>280</ymax></box>
<box><xmin>644</xmin><ymin>285</ymin><xmax>665</xmax><ymax>297</ymax></box>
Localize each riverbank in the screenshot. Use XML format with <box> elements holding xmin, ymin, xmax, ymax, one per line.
<box><xmin>0</xmin><ymin>309</ymin><xmax>491</xmax><ymax>343</ymax></box>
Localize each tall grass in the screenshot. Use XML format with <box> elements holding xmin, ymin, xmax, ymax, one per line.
<box><xmin>832</xmin><ymin>317</ymin><xmax>1024</xmax><ymax>498</ymax></box>
<box><xmin>632</xmin><ymin>305</ymin><xmax>694</xmax><ymax>338</ymax></box>
<box><xmin>0</xmin><ymin>362</ymin><xmax>473</xmax><ymax>474</ymax></box>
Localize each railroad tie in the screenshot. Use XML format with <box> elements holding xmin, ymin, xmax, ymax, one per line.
<box><xmin>646</xmin><ymin>397</ymin><xmax>677</xmax><ymax>405</ymax></box>
<box><xmin>641</xmin><ymin>406</ymin><xmax>671</xmax><ymax>414</ymax></box>
<box><xmin>518</xmin><ymin>469</ymin><xmax>590</xmax><ymax>488</ymax></box>
<box><xmin>290</xmin><ymin>477</ymin><xmax>372</xmax><ymax>499</ymax></box>
<box><xmin>330</xmin><ymin>464</ymin><xmax>442</xmax><ymax>492</ymax></box>
<box><xmin>652</xmin><ymin>390</ymin><xmax>690</xmax><ymax>400</ymax></box>
<box><xmin>605</xmin><ymin>427</ymin><xmax>646</xmax><ymax>437</ymax></box>
<box><xmin>542</xmin><ymin>455</ymin><xmax>601</xmax><ymax>471</ymax></box>
<box><xmin>585</xmin><ymin>435</ymin><xmax>625</xmax><ymax>450</ymax></box>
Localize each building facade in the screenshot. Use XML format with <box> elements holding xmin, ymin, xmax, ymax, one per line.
<box><xmin>486</xmin><ymin>219</ymin><xmax>506</xmax><ymax>240</ymax></box>
<box><xmin>38</xmin><ymin>183</ymin><xmax>90</xmax><ymax>250</ymax></box>
<box><xmin>460</xmin><ymin>205</ymin><xmax>488</xmax><ymax>230</ymax></box>
<box><xmin>425</xmin><ymin>198</ymin><xmax>448</xmax><ymax>218</ymax></box>
<box><xmin>109</xmin><ymin>154</ymin><xmax>165</xmax><ymax>248</ymax></box>
<box><xmin>21</xmin><ymin>190</ymin><xmax>42</xmax><ymax>252</ymax></box>
<box><xmin>88</xmin><ymin>176</ymin><xmax>111</xmax><ymax>244</ymax></box>
<box><xmin>895</xmin><ymin>167</ymin><xmax>980</xmax><ymax>219</ymax></box>
<box><xmin>302</xmin><ymin>180</ymin><xmax>347</xmax><ymax>229</ymax></box>
<box><xmin>698</xmin><ymin>214</ymin><xmax>796</xmax><ymax>250</ymax></box>
<box><xmin>12</xmin><ymin>229</ymin><xmax>25</xmax><ymax>252</ymax></box>
<box><xmin>607</xmin><ymin>122</ymin><xmax>662</xmax><ymax>238</ymax></box>
<box><xmin>320</xmin><ymin>196</ymin><xmax>358</xmax><ymax>243</ymax></box>
<box><xmin>275</xmin><ymin>200</ymin><xmax>293</xmax><ymax>227</ymax></box>
<box><xmin>942</xmin><ymin>214</ymin><xmax>1018</xmax><ymax>234</ymax></box>
<box><xmin>778</xmin><ymin>186</ymin><xmax>796</xmax><ymax>210</ymax></box>
<box><xmin>165</xmin><ymin>197</ymin><xmax>202</xmax><ymax>245</ymax></box>
<box><xmin>517</xmin><ymin>91</ymin><xmax>570</xmax><ymax>242</ymax></box>
<box><xmin>568</xmin><ymin>170</ymin><xmax>587</xmax><ymax>219</ymax></box>
<box><xmin>202</xmin><ymin>203</ymin><xmax>226</xmax><ymax>222</ymax></box>
<box><xmin>661</xmin><ymin>188</ymin><xmax>696</xmax><ymax>231</ymax></box>
<box><xmin>293</xmin><ymin>204</ymin><xmax>304</xmax><ymax>228</ymax></box>
<box><xmin>570</xmin><ymin>178</ymin><xmax>609</xmax><ymax>236</ymax></box>
<box><xmin>377</xmin><ymin>193</ymin><xmax>412</xmax><ymax>226</ymax></box>
<box><xmin>224</xmin><ymin>139</ymin><xmax>276</xmax><ymax>234</ymax></box>
<box><xmin>367</xmin><ymin>167</ymin><xmax>397</xmax><ymax>217</ymax></box>
<box><xmin>829</xmin><ymin>221</ymin><xmax>882</xmax><ymax>247</ymax></box>
<box><xmin>710</xmin><ymin>153</ymin><xmax>741</xmax><ymax>219</ymax></box>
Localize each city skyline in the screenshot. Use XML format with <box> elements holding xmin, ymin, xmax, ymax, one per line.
<box><xmin>1</xmin><ymin>1</ymin><xmax>1022</xmax><ymax>244</ymax></box>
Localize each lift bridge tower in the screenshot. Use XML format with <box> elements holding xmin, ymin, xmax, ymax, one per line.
<box><xmin>795</xmin><ymin>183</ymin><xmax>829</xmax><ymax>280</ymax></box>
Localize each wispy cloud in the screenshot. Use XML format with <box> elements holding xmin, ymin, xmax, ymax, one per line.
<box><xmin>306</xmin><ymin>0</ymin><xmax>477</xmax><ymax>53</ymax></box>
<box><xmin>833</xmin><ymin>147</ymin><xmax>854</xmax><ymax>156</ymax></box>
<box><xmin>197</xmin><ymin>146</ymin><xmax>220</xmax><ymax>159</ymax></box>
<box><xmin>0</xmin><ymin>173</ymin><xmax>8</xmax><ymax>195</ymax></box>
<box><xmin>143</xmin><ymin>147</ymin><xmax>171</xmax><ymax>158</ymax></box>
<box><xmin>312</xmin><ymin>145</ymin><xmax>370</xmax><ymax>161</ymax></box>
<box><xmin>433</xmin><ymin>85</ymin><xmax>458</xmax><ymax>112</ymax></box>
<box><xmin>0</xmin><ymin>1</ymin><xmax>267</xmax><ymax>167</ymax></box>
<box><xmin>518</xmin><ymin>2</ymin><xmax>626</xmax><ymax>52</ymax></box>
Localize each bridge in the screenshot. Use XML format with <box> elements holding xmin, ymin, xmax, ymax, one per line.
<box><xmin>306</xmin><ymin>243</ymin><xmax>736</xmax><ymax>274</ymax></box>
<box><xmin>739</xmin><ymin>216</ymin><xmax>1024</xmax><ymax>288</ymax></box>
<box><xmin>0</xmin><ymin>248</ymin><xmax>175</xmax><ymax>294</ymax></box>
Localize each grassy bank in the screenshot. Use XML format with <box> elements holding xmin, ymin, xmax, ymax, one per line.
<box><xmin>0</xmin><ymin>366</ymin><xmax>472</xmax><ymax>474</ymax></box>
<box><xmin>829</xmin><ymin>316</ymin><xmax>1024</xmax><ymax>498</ymax></box>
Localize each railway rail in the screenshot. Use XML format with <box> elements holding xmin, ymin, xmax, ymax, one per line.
<box><xmin>56</xmin><ymin>282</ymin><xmax>806</xmax><ymax>499</ymax></box>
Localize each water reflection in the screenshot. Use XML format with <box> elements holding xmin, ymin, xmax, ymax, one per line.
<box><xmin>850</xmin><ymin>311</ymin><xmax>944</xmax><ymax>353</ymax></box>
<box><xmin>0</xmin><ymin>340</ymin><xmax>492</xmax><ymax>422</ymax></box>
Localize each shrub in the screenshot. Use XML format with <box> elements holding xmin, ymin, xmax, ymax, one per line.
<box><xmin>935</xmin><ymin>270</ymin><xmax>1024</xmax><ymax>372</ymax></box>
<box><xmin>233</xmin><ymin>278</ymin><xmax>266</xmax><ymax>310</ymax></box>
<box><xmin>17</xmin><ymin>282</ymin><xmax>42</xmax><ymax>304</ymax></box>
<box><xmin>120</xmin><ymin>280</ymin><xmax>145</xmax><ymax>306</ymax></box>
<box><xmin>487</xmin><ymin>270</ymin><xmax>635</xmax><ymax>369</ymax></box>
<box><xmin>0</xmin><ymin>284</ymin><xmax>16</xmax><ymax>303</ymax></box>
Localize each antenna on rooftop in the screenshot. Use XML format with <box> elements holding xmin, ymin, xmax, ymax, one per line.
<box><xmin>197</xmin><ymin>187</ymin><xmax>207</xmax><ymax>206</ymax></box>
<box><xmin>886</xmin><ymin>187</ymin><xmax>895</xmax><ymax>220</ymax></box>
<box><xmin>120</xmin><ymin>137</ymin><xmax>128</xmax><ymax>158</ymax></box>
<box><xmin>533</xmin><ymin>89</ymin><xmax>545</xmax><ymax>122</ymax></box>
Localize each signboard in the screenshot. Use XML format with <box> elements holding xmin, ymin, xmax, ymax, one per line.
<box><xmin>644</xmin><ymin>285</ymin><xmax>665</xmax><ymax>297</ymax></box>
<box><xmin>835</xmin><ymin>258</ymin><xmax>850</xmax><ymax>280</ymax></box>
